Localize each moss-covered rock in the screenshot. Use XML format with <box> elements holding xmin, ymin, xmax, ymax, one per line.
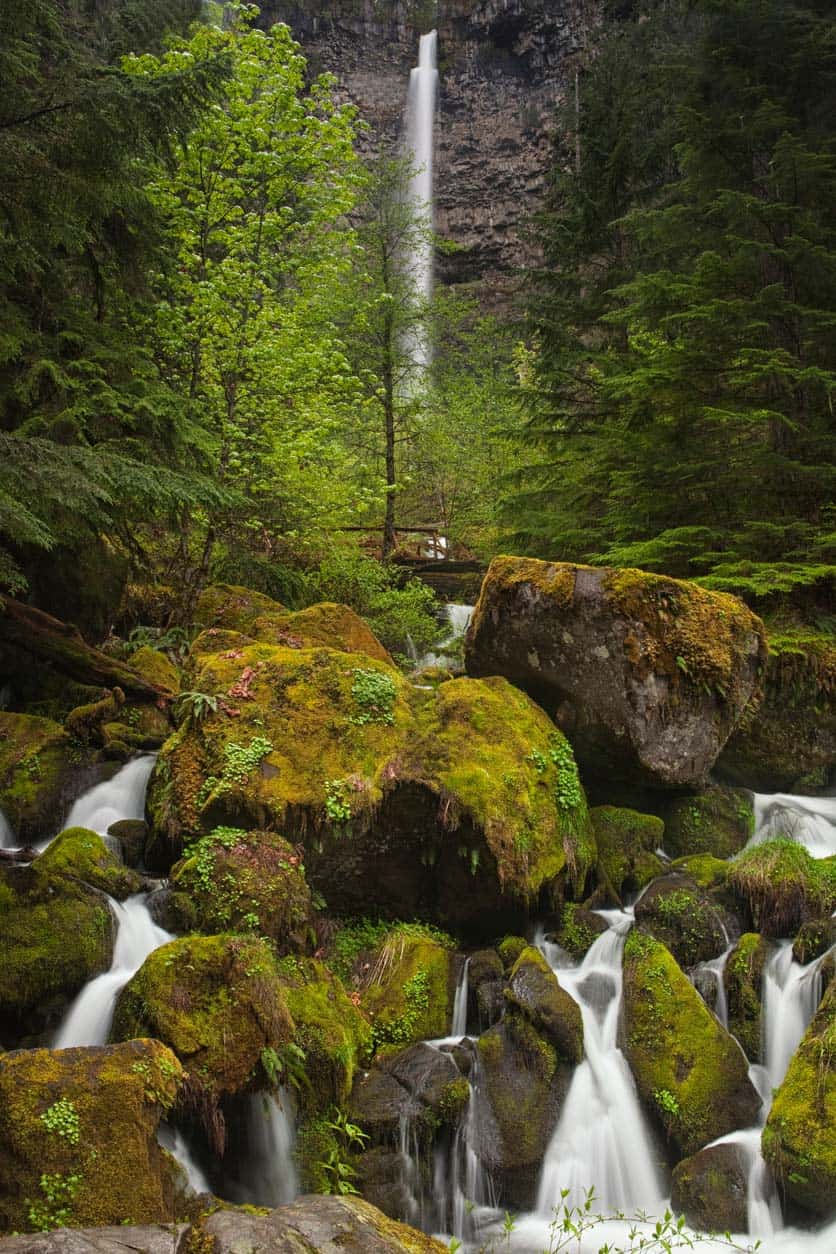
<box><xmin>634</xmin><ymin>874</ymin><xmax>728</xmax><ymax>969</ymax></box>
<box><xmin>762</xmin><ymin>977</ymin><xmax>836</xmax><ymax>1215</ymax></box>
<box><xmin>148</xmin><ymin>633</ymin><xmax>593</xmax><ymax>935</ymax></box>
<box><xmin>622</xmin><ymin>932</ymin><xmax>760</xmax><ymax>1159</ymax></box>
<box><xmin>276</xmin><ymin>955</ymin><xmax>371</xmax><ymax>1110</ymax></box>
<box><xmin>0</xmin><ymin>866</ymin><xmax>114</xmax><ymax>1042</ymax></box>
<box><xmin>362</xmin><ymin>933</ymin><xmax>455</xmax><ymax>1053</ymax></box>
<box><xmin>590</xmin><ymin>805</ymin><xmax>665</xmax><ymax>899</ymax></box>
<box><xmin>465</xmin><ymin>558</ymin><xmax>767</xmax><ymax>789</ymax></box>
<box><xmin>107</xmin><ymin>818</ymin><xmax>148</xmax><ymax>869</ymax></box>
<box><xmin>0</xmin><ymin>713</ymin><xmax>93</xmax><ymax>844</ymax></box>
<box><xmin>719</xmin><ymin>632</ymin><xmax>836</xmax><ymax>792</ymax></box>
<box><xmin>193</xmin><ymin>584</ymin><xmax>286</xmax><ymax>634</ymax></box>
<box><xmin>661</xmin><ymin>786</ymin><xmax>754</xmax><ymax>860</ymax></box>
<box><xmin>0</xmin><ymin>1039</ymin><xmax>184</xmax><ymax>1233</ymax></box>
<box><xmin>35</xmin><ymin>827</ymin><xmax>142</xmax><ymax>900</ymax></box>
<box><xmin>669</xmin><ymin>854</ymin><xmax>729</xmax><ymax>891</ymax></box>
<box><xmin>728</xmin><ymin>840</ymin><xmax>836</xmax><ymax>937</ymax></box>
<box><xmin>549</xmin><ymin>902</ymin><xmax>608</xmax><ymax>959</ymax></box>
<box><xmin>351</xmin><ymin>1041</ymin><xmax>462</xmax><ymax>1145</ymax></box>
<box><xmin>505</xmin><ymin>947</ymin><xmax>583</xmax><ymax>1064</ymax></box>
<box><xmin>724</xmin><ymin>933</ymin><xmax>770</xmax><ymax>1063</ymax></box>
<box><xmin>793</xmin><ymin>917</ymin><xmax>836</xmax><ymax>965</ymax></box>
<box><xmin>671</xmin><ymin>1143</ymin><xmax>748</xmax><ymax>1234</ymax></box>
<box><xmin>128</xmin><ymin>647</ymin><xmax>181</xmax><ymax>696</ymax></box>
<box><xmin>111</xmin><ymin>935</ymin><xmax>293</xmax><ymax>1150</ymax></box>
<box><xmin>468</xmin><ymin>948</ymin><xmax>505</xmax><ymax>1029</ymax></box>
<box><xmin>168</xmin><ymin>828</ymin><xmax>313</xmax><ymax>952</ymax></box>
<box><xmin>254</xmin><ymin>602</ymin><xmax>393</xmax><ymax>665</ymax></box>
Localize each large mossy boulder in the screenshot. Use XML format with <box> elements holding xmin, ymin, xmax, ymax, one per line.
<box><xmin>727</xmin><ymin>840</ymin><xmax>836</xmax><ymax>937</ymax></box>
<box><xmin>762</xmin><ymin>977</ymin><xmax>836</xmax><ymax>1216</ymax></box>
<box><xmin>111</xmin><ymin>935</ymin><xmax>293</xmax><ymax>1149</ymax></box>
<box><xmin>148</xmin><ymin>626</ymin><xmax>594</xmax><ymax>935</ymax></box>
<box><xmin>633</xmin><ymin>874</ymin><xmax>729</xmax><ymax>969</ymax></box>
<box><xmin>724</xmin><ymin>933</ymin><xmax>770</xmax><ymax>1063</ymax></box>
<box><xmin>621</xmin><ymin>932</ymin><xmax>760</xmax><ymax>1159</ymax></box>
<box><xmin>590</xmin><ymin>806</ymin><xmax>665</xmax><ymax>899</ymax></box>
<box><xmin>168</xmin><ymin>828</ymin><xmax>313</xmax><ymax>953</ymax></box>
<box><xmin>35</xmin><ymin>828</ymin><xmax>142</xmax><ymax>900</ymax></box>
<box><xmin>671</xmin><ymin>1143</ymin><xmax>748</xmax><ymax>1233</ymax></box>
<box><xmin>0</xmin><ymin>713</ymin><xmax>94</xmax><ymax>844</ymax></box>
<box><xmin>276</xmin><ymin>956</ymin><xmax>371</xmax><ymax>1109</ymax></box>
<box><xmin>363</xmin><ymin>932</ymin><xmax>455</xmax><ymax>1053</ymax></box>
<box><xmin>254</xmin><ymin>602</ymin><xmax>394</xmax><ymax>665</ymax></box>
<box><xmin>504</xmin><ymin>947</ymin><xmax>583</xmax><ymax>1063</ymax></box>
<box><xmin>0</xmin><ymin>866</ymin><xmax>113</xmax><ymax>1043</ymax></box>
<box><xmin>193</xmin><ymin>583</ymin><xmax>286</xmax><ymax>634</ymax></box>
<box><xmin>0</xmin><ymin>1039</ymin><xmax>184</xmax><ymax>1233</ymax></box>
<box><xmin>660</xmin><ymin>785</ymin><xmax>754</xmax><ymax>860</ymax></box>
<box><xmin>719</xmin><ymin>633</ymin><xmax>836</xmax><ymax>792</ymax></box>
<box><xmin>465</xmin><ymin>558</ymin><xmax>766</xmax><ymax>789</ymax></box>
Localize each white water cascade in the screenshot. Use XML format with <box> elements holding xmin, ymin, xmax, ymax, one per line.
<box><xmin>223</xmin><ymin>1091</ymin><xmax>299</xmax><ymax>1207</ymax></box>
<box><xmin>402</xmin><ymin>30</ymin><xmax>438</xmax><ymax>378</ymax></box>
<box><xmin>157</xmin><ymin>1122</ymin><xmax>211</xmax><ymax>1196</ymax></box>
<box><xmin>55</xmin><ymin>753</ymin><xmax>156</xmax><ymax>845</ymax></box>
<box><xmin>416</xmin><ymin>603</ymin><xmax>474</xmax><ymax>670</ymax></box>
<box><xmin>451</xmin><ymin>956</ymin><xmax>470</xmax><ymax>1038</ymax></box>
<box><xmin>53</xmin><ymin>893</ymin><xmax>173</xmax><ymax>1048</ymax></box>
<box><xmin>762</xmin><ymin>941</ymin><xmax>829</xmax><ymax>1091</ymax></box>
<box><xmin>0</xmin><ymin>805</ymin><xmax>15</xmax><ymax>849</ymax></box>
<box><xmin>536</xmin><ymin>911</ymin><xmax>665</xmax><ymax>1216</ymax></box>
<box><xmin>750</xmin><ymin>791</ymin><xmax>836</xmax><ymax>858</ymax></box>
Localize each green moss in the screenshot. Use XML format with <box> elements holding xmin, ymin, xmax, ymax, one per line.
<box><xmin>554</xmin><ymin>903</ymin><xmax>605</xmax><ymax>959</ymax></box>
<box><xmin>662</xmin><ymin>787</ymin><xmax>754</xmax><ymax>860</ymax></box>
<box><xmin>622</xmin><ymin>933</ymin><xmax>759</xmax><ymax>1156</ymax></box>
<box><xmin>590</xmin><ymin>806</ymin><xmax>665</xmax><ymax>898</ymax></box>
<box><xmin>437</xmin><ymin>1077</ymin><xmax>471</xmax><ymax>1125</ymax></box>
<box><xmin>634</xmin><ymin>876</ymin><xmax>728</xmax><ymax>968</ymax></box>
<box><xmin>363</xmin><ymin>934</ymin><xmax>453</xmax><ymax>1053</ymax></box>
<box><xmin>725</xmin><ymin>933</ymin><xmax>769</xmax><ymax>1062</ymax></box>
<box><xmin>0</xmin><ymin>1040</ymin><xmax>184</xmax><ymax>1232</ymax></box>
<box><xmin>252</xmin><ymin>602</ymin><xmax>393</xmax><ymax>665</ymax></box>
<box><xmin>194</xmin><ymin>584</ymin><xmax>286</xmax><ymax>634</ymax></box>
<box><xmin>0</xmin><ymin>712</ymin><xmax>88</xmax><ymax>842</ymax></box>
<box><xmin>35</xmin><ymin>827</ymin><xmax>142</xmax><ymax>900</ymax></box>
<box><xmin>728</xmin><ymin>839</ymin><xmax>836</xmax><ymax>936</ymax></box>
<box><xmin>128</xmin><ymin>646</ymin><xmax>181</xmax><ymax>695</ymax></box>
<box><xmin>477</xmin><ymin>1012</ymin><xmax>562</xmax><ymax>1173</ymax></box>
<box><xmin>506</xmin><ymin>946</ymin><xmax>583</xmax><ymax>1063</ymax></box>
<box><xmin>670</xmin><ymin>854</ymin><xmax>729</xmax><ymax>890</ymax></box>
<box><xmin>497</xmin><ymin>935</ymin><xmax>528</xmax><ymax>972</ymax></box>
<box><xmin>762</xmin><ymin>979</ymin><xmax>836</xmax><ymax>1215</ymax></box>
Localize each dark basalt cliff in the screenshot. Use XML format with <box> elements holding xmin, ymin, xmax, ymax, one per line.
<box><xmin>259</xmin><ymin>2</ymin><xmax>595</xmax><ymax>294</ymax></box>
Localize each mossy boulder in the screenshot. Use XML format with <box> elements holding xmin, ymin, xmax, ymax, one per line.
<box><xmin>465</xmin><ymin>557</ymin><xmax>766</xmax><ymax>789</ymax></box>
<box><xmin>0</xmin><ymin>866</ymin><xmax>114</xmax><ymax>1042</ymax></box>
<box><xmin>107</xmin><ymin>818</ymin><xmax>148</xmax><ymax>869</ymax></box>
<box><xmin>505</xmin><ymin>947</ymin><xmax>583</xmax><ymax>1063</ymax></box>
<box><xmin>622</xmin><ymin>932</ymin><xmax>760</xmax><ymax>1159</ymax></box>
<box><xmin>35</xmin><ymin>827</ymin><xmax>142</xmax><ymax>900</ymax></box>
<box><xmin>120</xmin><ymin>648</ymin><xmax>178</xmax><ymax>746</ymax></box>
<box><xmin>661</xmin><ymin>786</ymin><xmax>754</xmax><ymax>860</ymax></box>
<box><xmin>0</xmin><ymin>1039</ymin><xmax>184</xmax><ymax>1233</ymax></box>
<box><xmin>724</xmin><ymin>933</ymin><xmax>770</xmax><ymax>1063</ymax></box>
<box><xmin>476</xmin><ymin>1013</ymin><xmax>571</xmax><ymax>1208</ymax></box>
<box><xmin>793</xmin><ymin>917</ymin><xmax>836</xmax><ymax>965</ymax></box>
<box><xmin>351</xmin><ymin>1041</ymin><xmax>463</xmax><ymax>1145</ymax></box>
<box><xmin>148</xmin><ymin>631</ymin><xmax>594</xmax><ymax>935</ymax></box>
<box><xmin>549</xmin><ymin>902</ymin><xmax>608</xmax><ymax>959</ymax></box>
<box><xmin>762</xmin><ymin>977</ymin><xmax>836</xmax><ymax>1216</ymax></box>
<box><xmin>468</xmin><ymin>948</ymin><xmax>505</xmax><ymax>1029</ymax></box>
<box><xmin>671</xmin><ymin>1143</ymin><xmax>748</xmax><ymax>1234</ymax></box>
<box><xmin>727</xmin><ymin>840</ymin><xmax>836</xmax><ymax>937</ymax></box>
<box><xmin>670</xmin><ymin>854</ymin><xmax>729</xmax><ymax>891</ymax></box>
<box><xmin>254</xmin><ymin>602</ymin><xmax>393</xmax><ymax>665</ymax></box>
<box><xmin>719</xmin><ymin>633</ymin><xmax>836</xmax><ymax>792</ymax></box>
<box><xmin>110</xmin><ymin>934</ymin><xmax>293</xmax><ymax>1150</ymax></box>
<box><xmin>168</xmin><ymin>828</ymin><xmax>313</xmax><ymax>953</ymax></box>
<box><xmin>590</xmin><ymin>805</ymin><xmax>665</xmax><ymax>899</ymax></box>
<box><xmin>363</xmin><ymin>933</ymin><xmax>455</xmax><ymax>1053</ymax></box>
<box><xmin>193</xmin><ymin>584</ymin><xmax>286</xmax><ymax>633</ymax></box>
<box><xmin>276</xmin><ymin>956</ymin><xmax>371</xmax><ymax>1110</ymax></box>
<box><xmin>634</xmin><ymin>874</ymin><xmax>729</xmax><ymax>969</ymax></box>
<box><xmin>127</xmin><ymin>647</ymin><xmax>181</xmax><ymax>695</ymax></box>
<box><xmin>0</xmin><ymin>712</ymin><xmax>93</xmax><ymax>844</ymax></box>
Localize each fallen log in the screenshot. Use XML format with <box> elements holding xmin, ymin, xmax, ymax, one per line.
<box><xmin>0</xmin><ymin>595</ymin><xmax>172</xmax><ymax>700</ymax></box>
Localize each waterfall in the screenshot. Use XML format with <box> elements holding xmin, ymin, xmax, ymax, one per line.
<box><xmin>401</xmin><ymin>30</ymin><xmax>438</xmax><ymax>378</ymax></box>
<box><xmin>0</xmin><ymin>805</ymin><xmax>15</xmax><ymax>849</ymax></box>
<box><xmin>53</xmin><ymin>893</ymin><xmax>173</xmax><ymax>1048</ymax></box>
<box><xmin>750</xmin><ymin>792</ymin><xmax>836</xmax><ymax>858</ymax></box>
<box><xmin>54</xmin><ymin>754</ymin><xmax>156</xmax><ymax>845</ymax></box>
<box><xmin>536</xmin><ymin>910</ymin><xmax>665</xmax><ymax>1216</ymax></box>
<box><xmin>451</xmin><ymin>957</ymin><xmax>470</xmax><ymax>1037</ymax></box>
<box><xmin>762</xmin><ymin>941</ymin><xmax>828</xmax><ymax>1091</ymax></box>
<box><xmin>157</xmin><ymin>1122</ymin><xmax>211</xmax><ymax>1196</ymax></box>
<box><xmin>692</xmin><ymin>943</ymin><xmax>733</xmax><ymax>1028</ymax></box>
<box><xmin>221</xmin><ymin>1092</ymin><xmax>299</xmax><ymax>1207</ymax></box>
<box><xmin>416</xmin><ymin>603</ymin><xmax>474</xmax><ymax>670</ymax></box>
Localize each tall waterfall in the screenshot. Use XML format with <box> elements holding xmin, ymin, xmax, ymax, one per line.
<box><xmin>402</xmin><ymin>31</ymin><xmax>438</xmax><ymax>378</ymax></box>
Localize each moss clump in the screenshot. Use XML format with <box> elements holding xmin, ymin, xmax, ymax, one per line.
<box><xmin>0</xmin><ymin>866</ymin><xmax>113</xmax><ymax>1037</ymax></box>
<box><xmin>762</xmin><ymin>978</ymin><xmax>836</xmax><ymax>1215</ymax></box>
<box><xmin>505</xmin><ymin>947</ymin><xmax>583</xmax><ymax>1063</ymax></box>
<box><xmin>35</xmin><ymin>827</ymin><xmax>142</xmax><ymax>900</ymax></box>
<box><xmin>497</xmin><ymin>935</ymin><xmax>528</xmax><ymax>972</ymax></box>
<box><xmin>622</xmin><ymin>933</ymin><xmax>760</xmax><ymax>1157</ymax></box>
<box><xmin>111</xmin><ymin>934</ymin><xmax>293</xmax><ymax>1151</ymax></box>
<box><xmin>194</xmin><ymin>584</ymin><xmax>285</xmax><ymax>634</ymax></box>
<box><xmin>634</xmin><ymin>875</ymin><xmax>728</xmax><ymax>969</ymax></box>
<box><xmin>728</xmin><ymin>839</ymin><xmax>836</xmax><ymax>936</ymax></box>
<box><xmin>0</xmin><ymin>712</ymin><xmax>91</xmax><ymax>843</ymax></box>
<box><xmin>128</xmin><ymin>646</ymin><xmax>181</xmax><ymax>695</ymax></box>
<box><xmin>724</xmin><ymin>933</ymin><xmax>769</xmax><ymax>1062</ymax></box>
<box><xmin>793</xmin><ymin>917</ymin><xmax>836</xmax><ymax>965</ymax></box>
<box><xmin>662</xmin><ymin>787</ymin><xmax>754</xmax><ymax>860</ymax></box>
<box><xmin>552</xmin><ymin>903</ymin><xmax>607</xmax><ymax>959</ymax></box>
<box><xmin>0</xmin><ymin>1039</ymin><xmax>184</xmax><ymax>1232</ymax></box>
<box><xmin>169</xmin><ymin>828</ymin><xmax>312</xmax><ymax>952</ymax></box>
<box><xmin>669</xmin><ymin>854</ymin><xmax>729</xmax><ymax>890</ymax></box>
<box><xmin>275</xmin><ymin>956</ymin><xmax>371</xmax><ymax>1109</ymax></box>
<box><xmin>590</xmin><ymin>806</ymin><xmax>665</xmax><ymax>899</ymax></box>
<box><xmin>252</xmin><ymin>602</ymin><xmax>393</xmax><ymax>665</ymax></box>
<box><xmin>363</xmin><ymin>933</ymin><xmax>454</xmax><ymax>1053</ymax></box>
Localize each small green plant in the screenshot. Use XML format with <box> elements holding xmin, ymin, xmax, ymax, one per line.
<box><xmin>324</xmin><ymin>778</ymin><xmax>353</xmax><ymax>824</ymax></box>
<box><xmin>350</xmin><ymin>668</ymin><xmax>397</xmax><ymax>726</ymax></box>
<box><xmin>315</xmin><ymin>1107</ymin><xmax>370</xmax><ymax>1196</ymax></box>
<box><xmin>39</xmin><ymin>1098</ymin><xmax>80</xmax><ymax>1146</ymax></box>
<box><xmin>26</xmin><ymin>1172</ymin><xmax>82</xmax><ymax>1232</ymax></box>
<box><xmin>654</xmin><ymin>1087</ymin><xmax>681</xmax><ymax>1120</ymax></box>
<box><xmin>261</xmin><ymin>1042</ymin><xmax>309</xmax><ymax>1094</ymax></box>
<box><xmin>197</xmin><ymin>737</ymin><xmax>274</xmax><ymax>807</ymax></box>
<box><xmin>527</xmin><ymin>748</ymin><xmax>548</xmax><ymax>773</ymax></box>
<box><xmin>549</xmin><ymin>734</ymin><xmax>583</xmax><ymax>812</ymax></box>
<box><xmin>174</xmin><ymin>690</ymin><xmax>219</xmax><ymax>727</ymax></box>
<box><xmin>536</xmin><ymin>1188</ymin><xmax>758</xmax><ymax>1252</ymax></box>
<box><xmin>371</xmin><ymin>967</ymin><xmax>431</xmax><ymax>1049</ymax></box>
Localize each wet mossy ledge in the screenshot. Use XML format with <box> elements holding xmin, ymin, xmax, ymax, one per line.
<box><xmin>146</xmin><ymin>586</ymin><xmax>596</xmax><ymax>936</ymax></box>
<box><xmin>465</xmin><ymin>557</ymin><xmax>767</xmax><ymax>789</ymax></box>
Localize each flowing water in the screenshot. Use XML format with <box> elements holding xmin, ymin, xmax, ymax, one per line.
<box><xmin>157</xmin><ymin>1122</ymin><xmax>211</xmax><ymax>1196</ymax></box>
<box><xmin>0</xmin><ymin>805</ymin><xmax>15</xmax><ymax>849</ymax></box>
<box><xmin>417</xmin><ymin>603</ymin><xmax>474</xmax><ymax>670</ymax></box>
<box><xmin>402</xmin><ymin>30</ymin><xmax>438</xmax><ymax>378</ymax></box>
<box><xmin>55</xmin><ymin>754</ymin><xmax>156</xmax><ymax>845</ymax></box>
<box><xmin>750</xmin><ymin>792</ymin><xmax>836</xmax><ymax>858</ymax></box>
<box><xmin>762</xmin><ymin>940</ymin><xmax>829</xmax><ymax>1091</ymax></box>
<box><xmin>221</xmin><ymin>1091</ymin><xmax>299</xmax><ymax>1208</ymax></box>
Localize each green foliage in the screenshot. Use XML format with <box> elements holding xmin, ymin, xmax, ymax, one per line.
<box><xmin>39</xmin><ymin>1098</ymin><xmax>80</xmax><ymax>1146</ymax></box>
<box><xmin>328</xmin><ymin>917</ymin><xmax>454</xmax><ymax>983</ymax></box>
<box><xmin>26</xmin><ymin>1172</ymin><xmax>82</xmax><ymax>1233</ymax></box>
<box><xmin>349</xmin><ymin>668</ymin><xmax>397</xmax><ymax>726</ymax></box>
<box><xmin>536</xmin><ymin>1187</ymin><xmax>758</xmax><ymax>1252</ymax></box>
<box><xmin>549</xmin><ymin>735</ymin><xmax>583</xmax><ymax>813</ymax></box>
<box><xmin>370</xmin><ymin>967</ymin><xmax>432</xmax><ymax>1051</ymax></box>
<box><xmin>260</xmin><ymin>1042</ymin><xmax>309</xmax><ymax>1095</ymax></box>
<box><xmin>182</xmin><ymin>826</ymin><xmax>246</xmax><ymax>895</ymax></box>
<box><xmin>174</xmin><ymin>690</ymin><xmax>219</xmax><ymax>728</ymax></box>
<box><xmin>323</xmin><ymin>779</ymin><xmax>353</xmax><ymax>825</ymax></box>
<box><xmin>313</xmin><ymin>1106</ymin><xmax>369</xmax><ymax>1196</ymax></box>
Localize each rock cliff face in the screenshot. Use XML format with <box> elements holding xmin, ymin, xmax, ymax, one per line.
<box><xmin>260</xmin><ymin>2</ymin><xmax>594</xmax><ymax>294</ymax></box>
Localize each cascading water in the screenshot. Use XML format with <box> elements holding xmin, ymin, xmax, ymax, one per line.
<box><xmin>222</xmin><ymin>1091</ymin><xmax>299</xmax><ymax>1207</ymax></box>
<box><xmin>451</xmin><ymin>956</ymin><xmax>470</xmax><ymax>1038</ymax></box>
<box><xmin>56</xmin><ymin>754</ymin><xmax>156</xmax><ymax>845</ymax></box>
<box><xmin>0</xmin><ymin>805</ymin><xmax>15</xmax><ymax>849</ymax></box>
<box><xmin>402</xmin><ymin>30</ymin><xmax>438</xmax><ymax>378</ymax></box>
<box><xmin>693</xmin><ymin>944</ymin><xmax>733</xmax><ymax>1028</ymax></box>
<box><xmin>536</xmin><ymin>911</ymin><xmax>665</xmax><ymax>1216</ymax></box>
<box><xmin>157</xmin><ymin>1122</ymin><xmax>211</xmax><ymax>1196</ymax></box>
<box><xmin>750</xmin><ymin>792</ymin><xmax>836</xmax><ymax>858</ymax></box>
<box><xmin>417</xmin><ymin>603</ymin><xmax>474</xmax><ymax>670</ymax></box>
<box><xmin>762</xmin><ymin>941</ymin><xmax>829</xmax><ymax>1092</ymax></box>
<box><xmin>53</xmin><ymin>893</ymin><xmax>173</xmax><ymax>1047</ymax></box>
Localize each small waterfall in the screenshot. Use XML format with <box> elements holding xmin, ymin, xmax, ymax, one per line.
<box><xmin>536</xmin><ymin>910</ymin><xmax>665</xmax><ymax>1216</ymax></box>
<box><xmin>692</xmin><ymin>944</ymin><xmax>733</xmax><ymax>1028</ymax></box>
<box><xmin>451</xmin><ymin>957</ymin><xmax>470</xmax><ymax>1037</ymax></box>
<box><xmin>750</xmin><ymin>792</ymin><xmax>836</xmax><ymax>859</ymax></box>
<box><xmin>221</xmin><ymin>1091</ymin><xmax>299</xmax><ymax>1207</ymax></box>
<box><xmin>0</xmin><ymin>805</ymin><xmax>15</xmax><ymax>849</ymax></box>
<box><xmin>53</xmin><ymin>894</ymin><xmax>173</xmax><ymax>1047</ymax></box>
<box><xmin>54</xmin><ymin>754</ymin><xmax>156</xmax><ymax>844</ymax></box>
<box><xmin>416</xmin><ymin>603</ymin><xmax>474</xmax><ymax>670</ymax></box>
<box><xmin>402</xmin><ymin>30</ymin><xmax>438</xmax><ymax>378</ymax></box>
<box><xmin>762</xmin><ymin>941</ymin><xmax>827</xmax><ymax>1091</ymax></box>
<box><xmin>157</xmin><ymin>1122</ymin><xmax>211</xmax><ymax>1196</ymax></box>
